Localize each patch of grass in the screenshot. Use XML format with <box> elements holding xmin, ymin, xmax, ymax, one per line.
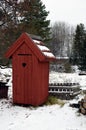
<box><xmin>45</xmin><ymin>96</ymin><xmax>65</xmax><ymax>107</ymax></box>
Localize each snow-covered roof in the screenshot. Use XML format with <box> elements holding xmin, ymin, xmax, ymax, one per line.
<box><xmin>33</xmin><ymin>39</ymin><xmax>55</xmax><ymax>58</ymax></box>
<box><xmin>56</xmin><ymin>57</ymin><xmax>69</xmax><ymax>59</ymax></box>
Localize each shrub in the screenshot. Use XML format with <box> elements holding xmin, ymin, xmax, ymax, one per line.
<box><xmin>64</xmin><ymin>62</ymin><xmax>72</xmax><ymax>73</ymax></box>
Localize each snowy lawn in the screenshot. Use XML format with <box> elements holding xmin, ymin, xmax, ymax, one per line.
<box><xmin>0</xmin><ymin>67</ymin><xmax>86</xmax><ymax>130</ymax></box>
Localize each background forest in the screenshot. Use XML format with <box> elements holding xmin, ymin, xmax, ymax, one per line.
<box><xmin>0</xmin><ymin>0</ymin><xmax>86</xmax><ymax>71</ymax></box>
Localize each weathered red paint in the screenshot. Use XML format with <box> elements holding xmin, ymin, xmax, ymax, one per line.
<box><xmin>5</xmin><ymin>33</ymin><xmax>56</xmax><ymax>106</ymax></box>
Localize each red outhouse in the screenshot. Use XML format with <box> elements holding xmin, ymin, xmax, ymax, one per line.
<box><xmin>5</xmin><ymin>33</ymin><xmax>56</xmax><ymax>106</ymax></box>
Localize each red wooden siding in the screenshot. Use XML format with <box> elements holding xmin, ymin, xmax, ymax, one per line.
<box><xmin>31</xmin><ymin>57</ymin><xmax>49</xmax><ymax>105</ymax></box>
<box><xmin>5</xmin><ymin>33</ymin><xmax>56</xmax><ymax>106</ymax></box>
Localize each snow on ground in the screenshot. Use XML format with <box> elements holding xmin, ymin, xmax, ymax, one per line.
<box><xmin>0</xmin><ymin>67</ymin><xmax>86</xmax><ymax>130</ymax></box>
<box><xmin>0</xmin><ymin>98</ymin><xmax>86</xmax><ymax>130</ymax></box>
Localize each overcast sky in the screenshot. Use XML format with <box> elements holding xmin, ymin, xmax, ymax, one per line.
<box><xmin>42</xmin><ymin>0</ymin><xmax>86</xmax><ymax>26</ymax></box>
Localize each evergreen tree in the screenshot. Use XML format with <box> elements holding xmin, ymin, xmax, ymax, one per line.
<box><xmin>71</xmin><ymin>23</ymin><xmax>86</xmax><ymax>70</ymax></box>
<box><xmin>19</xmin><ymin>0</ymin><xmax>51</xmax><ymax>42</ymax></box>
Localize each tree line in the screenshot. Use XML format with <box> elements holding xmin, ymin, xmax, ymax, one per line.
<box><xmin>0</xmin><ymin>0</ymin><xmax>86</xmax><ymax>71</ymax></box>
<box><xmin>51</xmin><ymin>23</ymin><xmax>86</xmax><ymax>71</ymax></box>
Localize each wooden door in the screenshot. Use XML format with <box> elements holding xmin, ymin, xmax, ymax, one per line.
<box><xmin>13</xmin><ymin>53</ymin><xmax>32</xmax><ymax>104</ymax></box>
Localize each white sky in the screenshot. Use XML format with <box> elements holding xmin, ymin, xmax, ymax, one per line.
<box><xmin>42</xmin><ymin>0</ymin><xmax>86</xmax><ymax>26</ymax></box>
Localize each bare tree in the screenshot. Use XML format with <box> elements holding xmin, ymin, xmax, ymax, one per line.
<box><xmin>0</xmin><ymin>0</ymin><xmax>20</xmax><ymax>28</ymax></box>
<box><xmin>51</xmin><ymin>21</ymin><xmax>74</xmax><ymax>57</ymax></box>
